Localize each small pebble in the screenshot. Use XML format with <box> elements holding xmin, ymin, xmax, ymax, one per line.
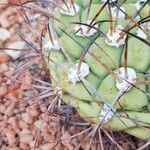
<box><xmin>5</xmin><ymin>128</ymin><xmax>16</xmax><ymax>144</ymax></box>
<box><xmin>18</xmin><ymin>120</ymin><xmax>28</xmax><ymax>129</ymax></box>
<box><xmin>0</xmin><ymin>83</ymin><xmax>7</xmax><ymax>97</ymax></box>
<box><xmin>0</xmin><ymin>28</ymin><xmax>10</xmax><ymax>41</ymax></box>
<box><xmin>20</xmin><ymin>134</ymin><xmax>34</xmax><ymax>145</ymax></box>
<box><xmin>5</xmin><ymin>41</ymin><xmax>25</xmax><ymax>59</ymax></box>
<box><xmin>0</xmin><ymin>63</ymin><xmax>9</xmax><ymax>73</ymax></box>
<box><xmin>22</xmin><ymin>112</ymin><xmax>33</xmax><ymax>124</ymax></box>
<box><xmin>41</xmin><ymin>143</ymin><xmax>57</xmax><ymax>150</ymax></box>
<box><xmin>0</xmin><ymin>54</ymin><xmax>10</xmax><ymax>63</ymax></box>
<box><xmin>19</xmin><ymin>142</ymin><xmax>29</xmax><ymax>150</ymax></box>
<box><xmin>34</xmin><ymin>119</ymin><xmax>43</xmax><ymax>130</ymax></box>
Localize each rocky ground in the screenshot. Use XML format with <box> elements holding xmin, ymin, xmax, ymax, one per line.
<box><xmin>0</xmin><ymin>0</ymin><xmax>149</xmax><ymax>149</ymax></box>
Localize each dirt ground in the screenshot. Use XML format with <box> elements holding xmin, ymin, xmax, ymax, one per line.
<box><xmin>0</xmin><ymin>0</ymin><xmax>150</xmax><ymax>149</ymax></box>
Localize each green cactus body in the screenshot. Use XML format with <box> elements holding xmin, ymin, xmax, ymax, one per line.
<box><xmin>106</xmin><ymin>111</ymin><xmax>150</xmax><ymax>131</ymax></box>
<box><xmin>123</xmin><ymin>3</ymin><xmax>137</xmax><ymax>17</ymax></box>
<box><xmin>98</xmin><ymin>73</ymin><xmax>148</xmax><ymax>111</ymax></box>
<box><xmin>118</xmin><ymin>0</ymin><xmax>137</xmax><ymax>3</ymax></box>
<box><xmin>59</xmin><ymin>31</ymin><xmax>98</xmax><ymax>58</ymax></box>
<box><xmin>140</xmin><ymin>4</ymin><xmax>150</xmax><ymax>18</ymax></box>
<box><xmin>80</xmin><ymin>0</ymin><xmax>100</xmax><ymax>8</ymax></box>
<box><xmin>53</xmin><ymin>1</ymin><xmax>83</xmax><ymax>35</ymax></box>
<box><xmin>54</xmin><ymin>11</ymin><xmax>80</xmax><ymax>35</ymax></box>
<box><xmin>100</xmin><ymin>19</ymin><xmax>127</xmax><ymax>34</ymax></box>
<box><xmin>121</xmin><ymin>37</ymin><xmax>150</xmax><ymax>72</ymax></box>
<box><xmin>147</xmin><ymin>68</ymin><xmax>150</xmax><ymax>101</ymax></box>
<box><xmin>62</xmin><ymin>72</ymin><xmax>101</xmax><ymax>101</ymax></box>
<box><xmin>43</xmin><ymin>0</ymin><xmax>150</xmax><ymax>139</ymax></box>
<box><xmin>124</xmin><ymin>127</ymin><xmax>150</xmax><ymax>140</ymax></box>
<box><xmin>84</xmin><ymin>37</ymin><xmax>122</xmax><ymax>77</ymax></box>
<box><xmin>81</xmin><ymin>4</ymin><xmax>108</xmax><ymax>22</ymax></box>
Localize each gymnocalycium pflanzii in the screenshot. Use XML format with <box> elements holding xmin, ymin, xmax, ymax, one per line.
<box><xmin>43</xmin><ymin>0</ymin><xmax>150</xmax><ymax>139</ymax></box>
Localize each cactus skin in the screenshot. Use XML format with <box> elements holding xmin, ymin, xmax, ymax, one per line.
<box><xmin>140</xmin><ymin>4</ymin><xmax>150</xmax><ymax>19</ymax></box>
<box><xmin>121</xmin><ymin>37</ymin><xmax>150</xmax><ymax>72</ymax></box>
<box><xmin>98</xmin><ymin>73</ymin><xmax>148</xmax><ymax>111</ymax></box>
<box><xmin>60</xmin><ymin>31</ymin><xmax>98</xmax><ymax>58</ymax></box>
<box><xmin>43</xmin><ymin>0</ymin><xmax>150</xmax><ymax>139</ymax></box>
<box><xmin>124</xmin><ymin>127</ymin><xmax>150</xmax><ymax>140</ymax></box>
<box><xmin>84</xmin><ymin>37</ymin><xmax>122</xmax><ymax>77</ymax></box>
<box><xmin>100</xmin><ymin>19</ymin><xmax>127</xmax><ymax>34</ymax></box>
<box><xmin>81</xmin><ymin>4</ymin><xmax>108</xmax><ymax>22</ymax></box>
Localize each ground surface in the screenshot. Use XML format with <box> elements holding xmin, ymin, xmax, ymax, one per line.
<box><xmin>0</xmin><ymin>0</ymin><xmax>150</xmax><ymax>150</ymax></box>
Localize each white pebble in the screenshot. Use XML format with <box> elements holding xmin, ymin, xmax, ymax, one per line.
<box><xmin>0</xmin><ymin>28</ymin><xmax>10</xmax><ymax>41</ymax></box>
<box><xmin>5</xmin><ymin>41</ymin><xmax>25</xmax><ymax>59</ymax></box>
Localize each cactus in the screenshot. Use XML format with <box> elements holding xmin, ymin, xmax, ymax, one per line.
<box><xmin>43</xmin><ymin>0</ymin><xmax>150</xmax><ymax>140</ymax></box>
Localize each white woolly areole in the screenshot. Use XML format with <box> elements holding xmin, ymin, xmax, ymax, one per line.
<box><xmin>59</xmin><ymin>3</ymin><xmax>79</xmax><ymax>16</ymax></box>
<box><xmin>44</xmin><ymin>39</ymin><xmax>60</xmax><ymax>50</ymax></box>
<box><xmin>109</xmin><ymin>6</ymin><xmax>125</xmax><ymax>19</ymax></box>
<box><xmin>135</xmin><ymin>0</ymin><xmax>147</xmax><ymax>10</ymax></box>
<box><xmin>137</xmin><ymin>27</ymin><xmax>147</xmax><ymax>39</ymax></box>
<box><xmin>136</xmin><ymin>23</ymin><xmax>150</xmax><ymax>40</ymax></box>
<box><xmin>115</xmin><ymin>67</ymin><xmax>137</xmax><ymax>92</ymax></box>
<box><xmin>75</xmin><ymin>20</ymin><xmax>98</xmax><ymax>37</ymax></box>
<box><xmin>67</xmin><ymin>62</ymin><xmax>89</xmax><ymax>83</ymax></box>
<box><xmin>99</xmin><ymin>104</ymin><xmax>116</xmax><ymax>124</ymax></box>
<box><xmin>134</xmin><ymin>15</ymin><xmax>141</xmax><ymax>21</ymax></box>
<box><xmin>105</xmin><ymin>25</ymin><xmax>126</xmax><ymax>47</ymax></box>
